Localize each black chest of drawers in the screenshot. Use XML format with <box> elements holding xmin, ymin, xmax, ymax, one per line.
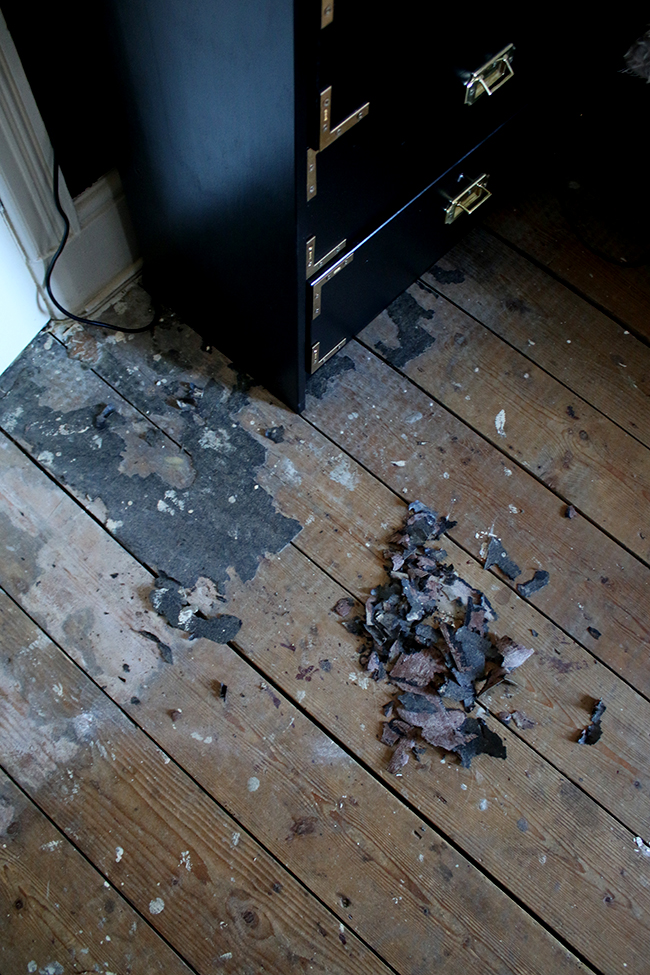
<box><xmin>103</xmin><ymin>2</ymin><xmax>595</xmax><ymax>410</ymax></box>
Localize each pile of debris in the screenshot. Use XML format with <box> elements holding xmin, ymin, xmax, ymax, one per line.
<box><xmin>337</xmin><ymin>501</ymin><xmax>535</xmax><ymax>772</ymax></box>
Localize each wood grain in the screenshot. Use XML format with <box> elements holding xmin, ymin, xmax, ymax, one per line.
<box><xmin>0</xmin><ymin>768</ymin><xmax>193</xmax><ymax>975</ymax></box>
<box><xmin>303</xmin><ymin>340</ymin><xmax>650</xmax><ymax>694</ymax></box>
<box><xmin>6</xmin><ymin>327</ymin><xmax>650</xmax><ymax>842</ymax></box>
<box><xmin>0</xmin><ymin>433</ymin><xmax>645</xmax><ymax>975</ymax></box>
<box><xmin>0</xmin><ymin>590</ymin><xmax>389</xmax><ymax>975</ymax></box>
<box><xmin>0</xmin><ymin>440</ymin><xmax>589</xmax><ymax>975</ymax></box>
<box><xmin>484</xmin><ymin>193</ymin><xmax>650</xmax><ymax>341</ymax></box>
<box><xmin>422</xmin><ymin>227</ymin><xmax>650</xmax><ymax>448</ymax></box>
<box><xmin>359</xmin><ymin>278</ymin><xmax>650</xmax><ymax>559</ymax></box>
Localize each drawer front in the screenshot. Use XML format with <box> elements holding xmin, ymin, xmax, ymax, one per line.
<box><xmin>307</xmin><ymin>119</ymin><xmax>514</xmax><ymax>376</ymax></box>
<box><xmin>304</xmin><ymin>4</ymin><xmax>543</xmax><ymax>260</ymax></box>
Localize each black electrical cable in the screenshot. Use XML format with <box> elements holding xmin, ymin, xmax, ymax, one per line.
<box><xmin>44</xmin><ymin>155</ymin><xmax>158</xmax><ymax>333</ymax></box>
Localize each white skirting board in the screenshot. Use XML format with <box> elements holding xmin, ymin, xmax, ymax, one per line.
<box><xmin>0</xmin><ymin>168</ymin><xmax>141</xmax><ymax>377</ymax></box>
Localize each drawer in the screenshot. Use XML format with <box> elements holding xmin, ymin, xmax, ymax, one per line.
<box><xmin>306</xmin><ymin>6</ymin><xmax>540</xmax><ymax>259</ymax></box>
<box><xmin>307</xmin><ymin>118</ymin><xmax>514</xmax><ymax>379</ymax></box>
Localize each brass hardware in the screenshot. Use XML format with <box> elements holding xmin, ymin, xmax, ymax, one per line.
<box><xmin>307</xmin><ymin>86</ymin><xmax>369</xmax><ymax>199</ymax></box>
<box><xmin>306</xmin><ymin>236</ymin><xmax>347</xmax><ymax>279</ymax></box>
<box><xmin>321</xmin><ymin>0</ymin><xmax>334</xmax><ymax>27</ymax></box>
<box><xmin>311</xmin><ymin>250</ymin><xmax>354</xmax><ymax>319</ymax></box>
<box><xmin>311</xmin><ymin>337</ymin><xmax>347</xmax><ymax>374</ymax></box>
<box><xmin>464</xmin><ymin>44</ymin><xmax>515</xmax><ymax>105</ymax></box>
<box><xmin>319</xmin><ymin>86</ymin><xmax>370</xmax><ymax>151</ymax></box>
<box><xmin>444</xmin><ymin>174</ymin><xmax>491</xmax><ymax>224</ymax></box>
<box><xmin>307</xmin><ymin>147</ymin><xmax>318</xmax><ymax>201</ymax></box>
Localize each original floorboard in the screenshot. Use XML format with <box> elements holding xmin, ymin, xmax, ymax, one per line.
<box><xmin>3</xmin><ymin>325</ymin><xmax>650</xmax><ymax>841</ymax></box>
<box><xmin>304</xmin><ymin>341</ymin><xmax>650</xmax><ymax>695</ymax></box>
<box><xmin>0</xmin><ymin>590</ymin><xmax>387</xmax><ymax>975</ymax></box>
<box><xmin>0</xmin><ymin>769</ymin><xmax>194</xmax><ymax>975</ymax></box>
<box><xmin>1</xmin><ymin>413</ymin><xmax>648</xmax><ymax>972</ymax></box>
<box><xmin>423</xmin><ymin>228</ymin><xmax>650</xmax><ymax>450</ymax></box>
<box><xmin>484</xmin><ymin>194</ymin><xmax>650</xmax><ymax>341</ymax></box>
<box><xmin>2</xmin><ymin>199</ymin><xmax>649</xmax><ymax>975</ymax></box>
<box><xmin>359</xmin><ymin>279</ymin><xmax>650</xmax><ymax>561</ymax></box>
<box><xmin>0</xmin><ymin>436</ymin><xmax>592</xmax><ymax>975</ymax></box>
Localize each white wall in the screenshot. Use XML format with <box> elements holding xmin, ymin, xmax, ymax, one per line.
<box><xmin>0</xmin><ymin>209</ymin><xmax>49</xmax><ymax>374</ymax></box>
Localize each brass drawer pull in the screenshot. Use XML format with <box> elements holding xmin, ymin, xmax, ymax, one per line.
<box><xmin>444</xmin><ymin>174</ymin><xmax>491</xmax><ymax>224</ymax></box>
<box><xmin>464</xmin><ymin>44</ymin><xmax>515</xmax><ymax>105</ymax></box>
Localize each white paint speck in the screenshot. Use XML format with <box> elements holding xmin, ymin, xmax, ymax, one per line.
<box><xmin>180</xmin><ymin>850</ymin><xmax>191</xmax><ymax>871</ymax></box>
<box><xmin>157</xmin><ymin>499</ymin><xmax>174</xmax><ymax>516</ymax></box>
<box><xmin>635</xmin><ymin>836</ymin><xmax>650</xmax><ymax>857</ymax></box>
<box><xmin>442</xmin><ymin>472</ymin><xmax>449</xmax><ymax>479</ymax></box>
<box><xmin>220</xmin><ymin>953</ymin><xmax>233</xmax><ymax>960</ymax></box>
<box><xmin>28</xmin><ymin>962</ymin><xmax>38</xmax><ymax>973</ymax></box>
<box><xmin>115</xmin><ymin>846</ymin><xmax>124</xmax><ymax>863</ymax></box>
<box><xmin>329</xmin><ymin>456</ymin><xmax>358</xmax><ymax>491</ymax></box>
<box><xmin>39</xmin><ymin>964</ymin><xmax>64</xmax><ymax>975</ymax></box>
<box><xmin>539</xmin><ymin>855</ymin><xmax>547</xmax><ymax>864</ymax></box>
<box><xmin>508</xmin><ymin>505</ymin><xmax>520</xmax><ymax>514</ymax></box>
<box><xmin>391</xmin><ymin>460</ymin><xmax>406</xmax><ymax>467</ymax></box>
<box><xmin>40</xmin><ymin>840</ymin><xmax>61</xmax><ymax>852</ymax></box>
<box><xmin>418</xmin><ymin>853</ymin><xmax>424</xmax><ymax>862</ymax></box>
<box><xmin>479</xmin><ymin>799</ymin><xmax>488</xmax><ymax>811</ymax></box>
<box><xmin>460</xmin><ymin>783</ymin><xmax>467</xmax><ymax>791</ymax></box>
<box><xmin>228</xmin><ymin>495</ymin><xmax>237</xmax><ymax>504</ymax></box>
<box><xmin>106</xmin><ymin>519</ymin><xmax>123</xmax><ymax>532</ymax></box>
<box><xmin>191</xmin><ymin>732</ymin><xmax>204</xmax><ymax>742</ymax></box>
<box><xmin>149</xmin><ymin>897</ymin><xmax>165</xmax><ymax>914</ymax></box>
<box><xmin>495</xmin><ymin>410</ymin><xmax>506</xmax><ymax>437</ymax></box>
<box><xmin>503</xmin><ymin>468</ymin><xmax>512</xmax><ymax>477</ymax></box>
<box><xmin>348</xmin><ymin>672</ymin><xmax>370</xmax><ymax>690</ymax></box>
<box><xmin>247</xmin><ymin>777</ymin><xmax>260</xmax><ymax>792</ymax></box>
<box><xmin>37</xmin><ymin>450</ymin><xmax>55</xmax><ymax>466</ymax></box>
<box><xmin>231</xmin><ymin>832</ymin><xmax>240</xmax><ymax>847</ymax></box>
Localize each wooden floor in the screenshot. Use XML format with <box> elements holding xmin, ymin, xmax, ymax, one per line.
<box><xmin>2</xmin><ymin>185</ymin><xmax>650</xmax><ymax>975</ymax></box>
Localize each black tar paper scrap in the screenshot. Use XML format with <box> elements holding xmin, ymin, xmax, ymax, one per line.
<box><xmin>517</xmin><ymin>570</ymin><xmax>550</xmax><ymax>598</ymax></box>
<box><xmin>484</xmin><ymin>537</ymin><xmax>521</xmax><ymax>579</ymax></box>
<box><xmin>342</xmin><ymin>501</ymin><xmax>538</xmax><ymax>772</ymax></box>
<box><xmin>578</xmin><ymin>699</ymin><xmax>606</xmax><ymax>745</ymax></box>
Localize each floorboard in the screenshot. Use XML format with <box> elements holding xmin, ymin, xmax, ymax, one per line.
<box><xmin>484</xmin><ymin>193</ymin><xmax>650</xmax><ymax>342</ymax></box>
<box><xmin>2</xmin><ymin>192</ymin><xmax>650</xmax><ymax>975</ymax></box>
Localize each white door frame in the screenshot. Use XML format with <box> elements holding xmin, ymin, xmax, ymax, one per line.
<box><xmin>0</xmin><ymin>7</ymin><xmax>140</xmax><ymax>373</ymax></box>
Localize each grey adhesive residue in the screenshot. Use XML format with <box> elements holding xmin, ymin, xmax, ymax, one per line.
<box><xmin>0</xmin><ymin>335</ymin><xmax>301</xmax><ymax>590</ymax></box>
<box><xmin>306</xmin><ymin>354</ymin><xmax>356</xmax><ymax>400</ymax></box>
<box><xmin>374</xmin><ymin>291</ymin><xmax>436</xmax><ymax>368</ymax></box>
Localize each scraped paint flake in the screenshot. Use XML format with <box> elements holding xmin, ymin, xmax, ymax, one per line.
<box><xmin>247</xmin><ymin>777</ymin><xmax>260</xmax><ymax>792</ymax></box>
<box><xmin>40</xmin><ymin>840</ymin><xmax>61</xmax><ymax>852</ymax></box>
<box><xmin>180</xmin><ymin>850</ymin><xmax>192</xmax><ymax>871</ymax></box>
<box><xmin>495</xmin><ymin>410</ymin><xmax>506</xmax><ymax>437</ymax></box>
<box><xmin>149</xmin><ymin>897</ymin><xmax>165</xmax><ymax>914</ymax></box>
<box><xmin>635</xmin><ymin>836</ymin><xmax>650</xmax><ymax>858</ymax></box>
<box><xmin>115</xmin><ymin>846</ymin><xmax>124</xmax><ymax>863</ymax></box>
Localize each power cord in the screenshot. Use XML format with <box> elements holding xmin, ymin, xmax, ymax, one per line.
<box><xmin>44</xmin><ymin>155</ymin><xmax>158</xmax><ymax>333</ymax></box>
